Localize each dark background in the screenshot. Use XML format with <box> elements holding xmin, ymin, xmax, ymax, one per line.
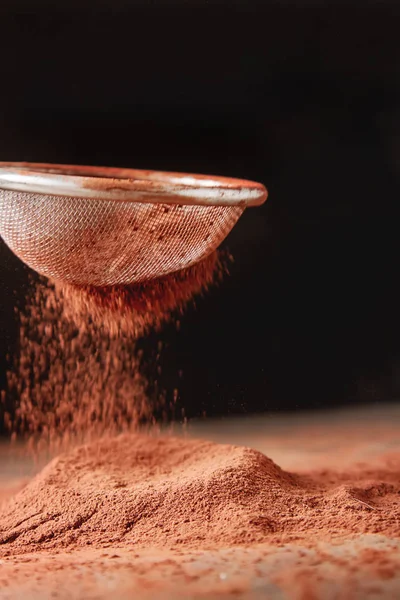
<box><xmin>1</xmin><ymin>0</ymin><xmax>400</xmax><ymax>422</ymax></box>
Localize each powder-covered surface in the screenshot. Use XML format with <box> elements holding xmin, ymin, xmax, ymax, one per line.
<box><xmin>0</xmin><ymin>408</ymin><xmax>399</xmax><ymax>599</ymax></box>
<box><xmin>1</xmin><ymin>538</ymin><xmax>399</xmax><ymax>600</ymax></box>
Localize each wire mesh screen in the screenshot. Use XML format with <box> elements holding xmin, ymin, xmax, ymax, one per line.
<box><xmin>0</xmin><ymin>190</ymin><xmax>244</xmax><ymax>285</ymax></box>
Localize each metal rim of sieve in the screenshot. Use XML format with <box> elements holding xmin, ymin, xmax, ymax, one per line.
<box><xmin>0</xmin><ymin>162</ymin><xmax>268</xmax><ymax>207</ymax></box>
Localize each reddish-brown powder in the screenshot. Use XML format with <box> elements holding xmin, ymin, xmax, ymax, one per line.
<box><xmin>2</xmin><ymin>245</ymin><xmax>400</xmax><ymax>598</ymax></box>
<box><xmin>2</xmin><ymin>251</ymin><xmax>227</xmax><ymax>452</ymax></box>
<box><xmin>57</xmin><ymin>250</ymin><xmax>230</xmax><ymax>337</ymax></box>
<box><xmin>0</xmin><ymin>433</ymin><xmax>399</xmax><ymax>557</ymax></box>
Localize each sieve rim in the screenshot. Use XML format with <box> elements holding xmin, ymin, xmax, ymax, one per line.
<box><xmin>0</xmin><ymin>162</ymin><xmax>267</xmax><ymax>207</ymax></box>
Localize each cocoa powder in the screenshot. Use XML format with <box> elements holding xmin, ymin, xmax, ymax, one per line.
<box><xmin>57</xmin><ymin>250</ymin><xmax>229</xmax><ymax>338</ymax></box>
<box><xmin>0</xmin><ymin>433</ymin><xmax>399</xmax><ymax>556</ymax></box>
<box><xmin>1</xmin><ymin>245</ymin><xmax>400</xmax><ymax>599</ymax></box>
<box><xmin>2</xmin><ymin>251</ymin><xmax>227</xmax><ymax>452</ymax></box>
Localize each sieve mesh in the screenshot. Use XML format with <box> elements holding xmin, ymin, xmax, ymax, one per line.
<box><xmin>0</xmin><ymin>189</ymin><xmax>244</xmax><ymax>286</ymax></box>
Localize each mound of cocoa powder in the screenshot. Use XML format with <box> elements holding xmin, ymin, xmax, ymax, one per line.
<box><xmin>0</xmin><ymin>434</ymin><xmax>399</xmax><ymax>557</ymax></box>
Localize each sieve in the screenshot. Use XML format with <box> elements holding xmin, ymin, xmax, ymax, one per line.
<box><xmin>0</xmin><ymin>162</ymin><xmax>267</xmax><ymax>286</ymax></box>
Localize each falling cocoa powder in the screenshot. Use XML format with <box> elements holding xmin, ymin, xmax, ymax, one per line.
<box><xmin>2</xmin><ymin>251</ymin><xmax>227</xmax><ymax>452</ymax></box>
<box><xmin>57</xmin><ymin>250</ymin><xmax>230</xmax><ymax>337</ymax></box>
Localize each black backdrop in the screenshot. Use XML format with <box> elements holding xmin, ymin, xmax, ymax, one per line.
<box><xmin>1</xmin><ymin>0</ymin><xmax>400</xmax><ymax>422</ymax></box>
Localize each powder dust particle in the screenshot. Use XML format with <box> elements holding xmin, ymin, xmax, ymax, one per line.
<box><xmin>0</xmin><ymin>434</ymin><xmax>399</xmax><ymax>557</ymax></box>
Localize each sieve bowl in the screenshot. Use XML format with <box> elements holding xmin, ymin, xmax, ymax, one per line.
<box><xmin>0</xmin><ymin>162</ymin><xmax>267</xmax><ymax>286</ymax></box>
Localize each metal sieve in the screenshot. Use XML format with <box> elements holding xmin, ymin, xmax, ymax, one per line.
<box><xmin>0</xmin><ymin>162</ymin><xmax>267</xmax><ymax>286</ymax></box>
